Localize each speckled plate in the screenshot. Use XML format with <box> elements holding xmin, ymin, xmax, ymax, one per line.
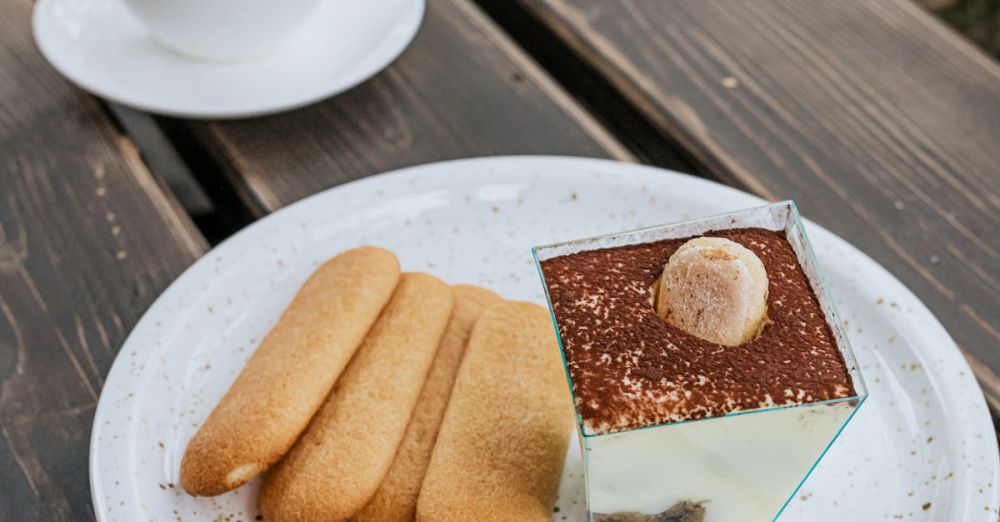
<box><xmin>90</xmin><ymin>156</ymin><xmax>999</xmax><ymax>521</ymax></box>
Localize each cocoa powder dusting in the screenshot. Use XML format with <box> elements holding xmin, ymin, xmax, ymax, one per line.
<box><xmin>540</xmin><ymin>228</ymin><xmax>855</xmax><ymax>434</ymax></box>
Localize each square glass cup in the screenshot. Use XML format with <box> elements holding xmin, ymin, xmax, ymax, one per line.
<box><xmin>532</xmin><ymin>201</ymin><xmax>868</xmax><ymax>522</ymax></box>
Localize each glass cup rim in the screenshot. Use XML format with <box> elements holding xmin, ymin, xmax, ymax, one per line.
<box><xmin>532</xmin><ymin>200</ymin><xmax>869</xmax><ymax>438</ymax></box>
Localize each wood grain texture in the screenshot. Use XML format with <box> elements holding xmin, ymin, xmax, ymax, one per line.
<box><xmin>520</xmin><ymin>0</ymin><xmax>1000</xmax><ymax>404</ymax></box>
<box><xmin>168</xmin><ymin>0</ymin><xmax>632</xmax><ymax>214</ymax></box>
<box><xmin>0</xmin><ymin>0</ymin><xmax>208</xmax><ymax>519</ymax></box>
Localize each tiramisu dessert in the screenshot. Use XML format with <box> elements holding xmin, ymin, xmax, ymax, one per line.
<box><xmin>534</xmin><ymin>202</ymin><xmax>866</xmax><ymax>522</ymax></box>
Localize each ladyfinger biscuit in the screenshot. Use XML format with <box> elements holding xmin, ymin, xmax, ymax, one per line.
<box><xmin>260</xmin><ymin>273</ymin><xmax>454</xmax><ymax>522</ymax></box>
<box><xmin>416</xmin><ymin>301</ymin><xmax>574</xmax><ymax>522</ymax></box>
<box><xmin>180</xmin><ymin>246</ymin><xmax>400</xmax><ymax>496</ymax></box>
<box><xmin>355</xmin><ymin>285</ymin><xmax>502</xmax><ymax>522</ymax></box>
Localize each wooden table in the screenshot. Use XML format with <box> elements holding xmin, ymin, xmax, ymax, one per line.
<box><xmin>2</xmin><ymin>0</ymin><xmax>997</xmax><ymax>518</ymax></box>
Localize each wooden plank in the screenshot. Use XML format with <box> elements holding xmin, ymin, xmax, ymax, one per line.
<box><xmin>168</xmin><ymin>0</ymin><xmax>633</xmax><ymax>214</ymax></box>
<box><xmin>112</xmin><ymin>104</ymin><xmax>256</xmax><ymax>244</ymax></box>
<box><xmin>110</xmin><ymin>105</ymin><xmax>214</xmax><ymax>217</ymax></box>
<box><xmin>517</xmin><ymin>0</ymin><xmax>1000</xmax><ymax>405</ymax></box>
<box><xmin>0</xmin><ymin>0</ymin><xmax>208</xmax><ymax>519</ymax></box>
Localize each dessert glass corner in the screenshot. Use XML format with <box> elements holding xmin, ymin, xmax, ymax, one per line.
<box><xmin>532</xmin><ymin>201</ymin><xmax>868</xmax><ymax>522</ymax></box>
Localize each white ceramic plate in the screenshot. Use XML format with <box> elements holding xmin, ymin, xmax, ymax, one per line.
<box><xmin>33</xmin><ymin>0</ymin><xmax>424</xmax><ymax>118</ymax></box>
<box><xmin>90</xmin><ymin>157</ymin><xmax>999</xmax><ymax>521</ymax></box>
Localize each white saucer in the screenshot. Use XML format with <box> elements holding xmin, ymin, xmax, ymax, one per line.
<box><xmin>89</xmin><ymin>157</ymin><xmax>998</xmax><ymax>521</ymax></box>
<box><xmin>33</xmin><ymin>0</ymin><xmax>424</xmax><ymax>118</ymax></box>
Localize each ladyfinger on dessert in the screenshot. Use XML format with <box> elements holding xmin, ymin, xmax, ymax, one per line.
<box><xmin>355</xmin><ymin>285</ymin><xmax>502</xmax><ymax>522</ymax></box>
<box><xmin>180</xmin><ymin>246</ymin><xmax>400</xmax><ymax>496</ymax></box>
<box><xmin>260</xmin><ymin>273</ymin><xmax>453</xmax><ymax>522</ymax></box>
<box><xmin>416</xmin><ymin>301</ymin><xmax>574</xmax><ymax>522</ymax></box>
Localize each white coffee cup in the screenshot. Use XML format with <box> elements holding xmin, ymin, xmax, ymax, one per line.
<box><xmin>123</xmin><ymin>0</ymin><xmax>323</xmax><ymax>62</ymax></box>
